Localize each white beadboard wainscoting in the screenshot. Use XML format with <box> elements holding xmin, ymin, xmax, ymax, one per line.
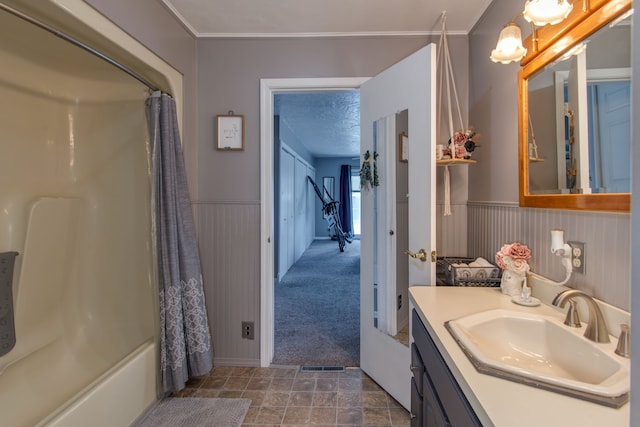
<box><xmin>192</xmin><ymin>200</ymin><xmax>630</xmax><ymax>365</ymax></box>
<box><xmin>194</xmin><ymin>201</ymin><xmax>262</xmax><ymax>366</ymax></box>
<box><xmin>467</xmin><ymin>202</ymin><xmax>630</xmax><ymax>311</ymax></box>
<box><xmin>436</xmin><ymin>202</ymin><xmax>468</xmax><ymax>257</ymax></box>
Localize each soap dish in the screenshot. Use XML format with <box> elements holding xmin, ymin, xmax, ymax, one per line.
<box><xmin>511</xmin><ymin>296</ymin><xmax>541</xmax><ymax>307</ymax></box>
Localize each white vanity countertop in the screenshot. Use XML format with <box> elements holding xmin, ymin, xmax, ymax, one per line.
<box><xmin>409</xmin><ymin>286</ymin><xmax>630</xmax><ymax>427</ymax></box>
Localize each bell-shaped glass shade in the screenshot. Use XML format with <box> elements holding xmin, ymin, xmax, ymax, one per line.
<box><xmin>523</xmin><ymin>0</ymin><xmax>573</xmax><ymax>26</ymax></box>
<box><xmin>490</xmin><ymin>23</ymin><xmax>527</xmax><ymax>64</ymax></box>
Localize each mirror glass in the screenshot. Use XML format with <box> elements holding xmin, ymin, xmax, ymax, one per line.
<box><xmin>526</xmin><ymin>15</ymin><xmax>631</xmax><ymax>195</ymax></box>
<box><xmin>372</xmin><ymin>110</ymin><xmax>409</xmax><ymax>347</ymax></box>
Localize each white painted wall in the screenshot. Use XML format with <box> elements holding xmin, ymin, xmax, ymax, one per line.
<box><xmin>278</xmin><ymin>144</ymin><xmax>315</xmax><ymax>279</ymax></box>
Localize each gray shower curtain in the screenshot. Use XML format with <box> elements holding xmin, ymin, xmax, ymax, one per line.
<box><xmin>146</xmin><ymin>92</ymin><xmax>213</xmax><ymax>393</ymax></box>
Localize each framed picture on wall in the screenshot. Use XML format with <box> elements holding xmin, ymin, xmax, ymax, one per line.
<box><xmin>399</xmin><ymin>132</ymin><xmax>408</xmax><ymax>162</ymax></box>
<box><xmin>216</xmin><ymin>114</ymin><xmax>244</xmax><ymax>150</ymax></box>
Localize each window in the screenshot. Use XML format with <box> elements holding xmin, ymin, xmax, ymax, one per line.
<box><xmin>351</xmin><ymin>174</ymin><xmax>361</xmax><ymax>236</ymax></box>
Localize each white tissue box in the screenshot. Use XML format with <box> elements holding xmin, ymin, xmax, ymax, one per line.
<box><xmin>438</xmin><ymin>257</ymin><xmax>501</xmax><ymax>287</ymax></box>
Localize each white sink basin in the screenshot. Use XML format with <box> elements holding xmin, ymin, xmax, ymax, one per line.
<box><xmin>445</xmin><ymin>308</ymin><xmax>629</xmax><ymax>407</ymax></box>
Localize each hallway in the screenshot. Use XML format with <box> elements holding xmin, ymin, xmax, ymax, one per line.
<box><xmin>274</xmin><ymin>239</ymin><xmax>360</xmax><ymax>367</ymax></box>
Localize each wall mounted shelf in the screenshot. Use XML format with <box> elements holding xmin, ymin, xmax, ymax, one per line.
<box><xmin>436</xmin><ymin>159</ymin><xmax>477</xmax><ymax>166</ymax></box>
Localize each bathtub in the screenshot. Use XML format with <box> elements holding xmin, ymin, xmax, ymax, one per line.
<box><xmin>40</xmin><ymin>340</ymin><xmax>157</xmax><ymax>427</ymax></box>
<box><xmin>0</xmin><ymin>3</ymin><xmax>167</xmax><ymax>425</ymax></box>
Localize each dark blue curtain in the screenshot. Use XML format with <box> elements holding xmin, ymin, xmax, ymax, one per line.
<box><xmin>339</xmin><ymin>165</ymin><xmax>353</xmax><ymax>236</ymax></box>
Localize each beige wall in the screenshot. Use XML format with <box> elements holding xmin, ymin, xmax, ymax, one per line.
<box><xmin>86</xmin><ymin>0</ymin><xmax>198</xmax><ymax>191</ymax></box>
<box><xmin>81</xmin><ymin>0</ymin><xmax>472</xmax><ymax>364</ymax></box>
<box><xmin>467</xmin><ymin>0</ymin><xmax>521</xmax><ymax>204</ymax></box>
<box><xmin>471</xmin><ymin>3</ymin><xmax>637</xmax><ymax>415</ymax></box>
<box><xmin>195</xmin><ymin>35</ymin><xmax>470</xmax><ymax>364</ymax></box>
<box><xmin>468</xmin><ymin>0</ymin><xmax>631</xmax><ymax>310</ymax></box>
<box><xmin>71</xmin><ymin>0</ymin><xmax>640</xmax><ymax>419</ymax></box>
<box><xmin>196</xmin><ymin>37</ymin><xmax>451</xmax><ymax>202</ymax></box>
<box><xmin>83</xmin><ymin>0</ymin><xmax>632</xmax><ymax>365</ymax></box>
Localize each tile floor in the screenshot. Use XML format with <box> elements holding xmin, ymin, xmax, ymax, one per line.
<box><xmin>175</xmin><ymin>366</ymin><xmax>411</xmax><ymax>426</ymax></box>
<box><xmin>394</xmin><ymin>325</ymin><xmax>410</xmax><ymax>347</ymax></box>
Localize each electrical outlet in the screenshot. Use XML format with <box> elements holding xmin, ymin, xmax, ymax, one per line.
<box><xmin>242</xmin><ymin>321</ymin><xmax>254</xmax><ymax>340</ymax></box>
<box><xmin>397</xmin><ymin>294</ymin><xmax>402</xmax><ymax>310</ymax></box>
<box><xmin>568</xmin><ymin>241</ymin><xmax>585</xmax><ymax>274</ymax></box>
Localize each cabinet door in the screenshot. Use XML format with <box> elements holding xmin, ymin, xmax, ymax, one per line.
<box><xmin>412</xmin><ymin>310</ymin><xmax>482</xmax><ymax>427</ymax></box>
<box><xmin>411</xmin><ymin>343</ymin><xmax>425</xmax><ymax>393</ymax></box>
<box><xmin>411</xmin><ymin>378</ymin><xmax>423</xmax><ymax>427</ymax></box>
<box><xmin>423</xmin><ymin>372</ymin><xmax>450</xmax><ymax>427</ymax></box>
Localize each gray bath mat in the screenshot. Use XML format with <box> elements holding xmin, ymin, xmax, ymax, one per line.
<box><xmin>132</xmin><ymin>397</ymin><xmax>251</xmax><ymax>427</ymax></box>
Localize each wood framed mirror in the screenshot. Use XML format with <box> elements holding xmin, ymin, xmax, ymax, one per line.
<box><xmin>518</xmin><ymin>0</ymin><xmax>632</xmax><ymax>212</ymax></box>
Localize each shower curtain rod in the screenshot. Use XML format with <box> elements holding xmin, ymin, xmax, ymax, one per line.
<box><xmin>0</xmin><ymin>2</ymin><xmax>160</xmax><ymax>93</ymax></box>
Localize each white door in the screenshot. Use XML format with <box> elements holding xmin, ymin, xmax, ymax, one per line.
<box><xmin>306</xmin><ymin>166</ymin><xmax>316</xmax><ymax>247</ymax></box>
<box><xmin>279</xmin><ymin>149</ymin><xmax>295</xmax><ymax>277</ymax></box>
<box><xmin>360</xmin><ymin>44</ymin><xmax>437</xmax><ymax>409</ymax></box>
<box><xmin>568</xmin><ymin>51</ymin><xmax>590</xmax><ymax>192</ymax></box>
<box><xmin>593</xmin><ymin>81</ymin><xmax>631</xmax><ymax>192</ymax></box>
<box><xmin>294</xmin><ymin>158</ymin><xmax>307</xmax><ymax>261</ymax></box>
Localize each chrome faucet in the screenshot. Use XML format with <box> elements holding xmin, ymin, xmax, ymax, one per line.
<box><xmin>552</xmin><ymin>289</ymin><xmax>610</xmax><ymax>343</ymax></box>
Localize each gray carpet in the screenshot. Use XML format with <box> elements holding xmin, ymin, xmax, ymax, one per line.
<box><xmin>132</xmin><ymin>398</ymin><xmax>251</xmax><ymax>427</ymax></box>
<box><xmin>274</xmin><ymin>239</ymin><xmax>360</xmax><ymax>367</ymax></box>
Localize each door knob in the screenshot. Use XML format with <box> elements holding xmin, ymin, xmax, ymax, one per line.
<box><xmin>404</xmin><ymin>248</ymin><xmax>427</xmax><ymax>262</ymax></box>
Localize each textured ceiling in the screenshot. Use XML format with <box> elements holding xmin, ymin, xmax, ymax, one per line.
<box><xmin>275</xmin><ymin>91</ymin><xmax>360</xmax><ymax>158</ymax></box>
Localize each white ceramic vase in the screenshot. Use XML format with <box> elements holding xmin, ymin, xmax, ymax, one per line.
<box><xmin>500</xmin><ymin>269</ymin><xmax>525</xmax><ymax>297</ymax></box>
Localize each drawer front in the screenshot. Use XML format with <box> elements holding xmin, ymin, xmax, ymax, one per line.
<box><xmin>423</xmin><ymin>372</ymin><xmax>450</xmax><ymax>427</ymax></box>
<box><xmin>412</xmin><ymin>310</ymin><xmax>482</xmax><ymax>427</ymax></box>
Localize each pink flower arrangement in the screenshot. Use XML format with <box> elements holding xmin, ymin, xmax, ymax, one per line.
<box><xmin>447</xmin><ymin>128</ymin><xmax>479</xmax><ymax>159</ymax></box>
<box><xmin>495</xmin><ymin>242</ymin><xmax>531</xmax><ymax>275</ymax></box>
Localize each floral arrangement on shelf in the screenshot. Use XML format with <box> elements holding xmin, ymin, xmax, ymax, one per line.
<box><xmin>446</xmin><ymin>128</ymin><xmax>480</xmax><ymax>159</ymax></box>
<box><xmin>495</xmin><ymin>242</ymin><xmax>531</xmax><ymax>276</ymax></box>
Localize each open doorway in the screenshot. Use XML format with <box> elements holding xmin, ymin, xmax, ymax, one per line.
<box><xmin>272</xmin><ymin>90</ymin><xmax>361</xmax><ymax>367</ymax></box>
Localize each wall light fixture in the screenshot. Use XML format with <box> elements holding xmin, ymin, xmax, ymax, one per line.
<box><xmin>490</xmin><ymin>17</ymin><xmax>530</xmax><ymax>64</ymax></box>
<box><xmin>490</xmin><ymin>0</ymin><xmax>576</xmax><ymax>64</ymax></box>
<box><xmin>523</xmin><ymin>0</ymin><xmax>573</xmax><ymax>26</ymax></box>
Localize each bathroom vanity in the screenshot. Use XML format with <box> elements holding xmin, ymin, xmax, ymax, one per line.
<box><xmin>409</xmin><ymin>286</ymin><xmax>630</xmax><ymax>427</ymax></box>
<box><xmin>411</xmin><ymin>308</ymin><xmax>481</xmax><ymax>426</ymax></box>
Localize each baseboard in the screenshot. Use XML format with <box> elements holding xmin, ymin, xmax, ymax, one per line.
<box><xmin>213</xmin><ymin>357</ymin><xmax>261</xmax><ymax>367</ymax></box>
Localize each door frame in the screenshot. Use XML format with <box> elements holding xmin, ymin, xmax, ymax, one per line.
<box><xmin>259</xmin><ymin>77</ymin><xmax>369</xmax><ymax>366</ymax></box>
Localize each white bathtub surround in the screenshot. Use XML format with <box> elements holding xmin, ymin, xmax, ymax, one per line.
<box><xmin>148</xmin><ymin>92</ymin><xmax>213</xmax><ymax>393</ymax></box>
<box><xmin>0</xmin><ymin>1</ymin><xmax>182</xmax><ymax>424</ymax></box>
<box><xmin>40</xmin><ymin>341</ymin><xmax>156</xmax><ymax>427</ymax></box>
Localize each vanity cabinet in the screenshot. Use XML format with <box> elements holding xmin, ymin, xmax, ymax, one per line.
<box><xmin>411</xmin><ymin>309</ymin><xmax>481</xmax><ymax>427</ymax></box>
